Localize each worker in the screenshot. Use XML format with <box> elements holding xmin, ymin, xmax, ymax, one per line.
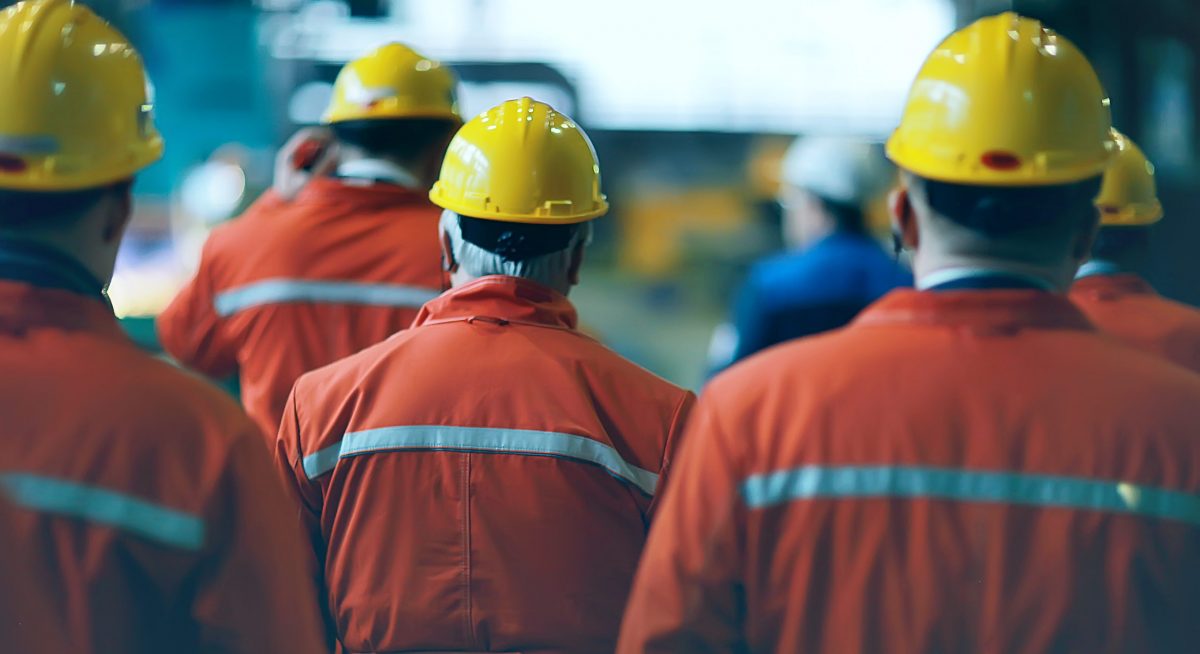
<box><xmin>1070</xmin><ymin>132</ymin><xmax>1200</xmax><ymax>372</ymax></box>
<box><xmin>275</xmin><ymin>97</ymin><xmax>696</xmax><ymax>653</ymax></box>
<box><xmin>619</xmin><ymin>13</ymin><xmax>1200</xmax><ymax>653</ymax></box>
<box><xmin>0</xmin><ymin>2</ymin><xmax>326</xmax><ymax>652</ymax></box>
<box><xmin>0</xmin><ymin>499</ymin><xmax>70</xmax><ymax>652</ymax></box>
<box><xmin>158</xmin><ymin>42</ymin><xmax>460</xmax><ymax>439</ymax></box>
<box><xmin>708</xmin><ymin>136</ymin><xmax>911</xmax><ymax>371</ymax></box>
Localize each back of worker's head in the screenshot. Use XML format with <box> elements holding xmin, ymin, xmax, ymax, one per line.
<box><xmin>0</xmin><ymin>0</ymin><xmax>162</xmax><ymax>281</ymax></box>
<box><xmin>886</xmin><ymin>12</ymin><xmax>1117</xmax><ymax>287</ymax></box>
<box><xmin>1087</xmin><ymin>132</ymin><xmax>1162</xmax><ymax>270</ymax></box>
<box><xmin>324</xmin><ymin>43</ymin><xmax>461</xmax><ymax>184</ymax></box>
<box><xmin>429</xmin><ymin>98</ymin><xmax>608</xmax><ymax>295</ymax></box>
<box><xmin>902</xmin><ymin>172</ymin><xmax>1102</xmax><ymax>265</ymax></box>
<box><xmin>439</xmin><ymin>210</ymin><xmax>592</xmax><ymax>291</ymax></box>
<box><xmin>330</xmin><ymin>119</ymin><xmax>457</xmax><ymax>169</ymax></box>
<box><xmin>779</xmin><ymin>136</ymin><xmax>892</xmax><ymax>247</ymax></box>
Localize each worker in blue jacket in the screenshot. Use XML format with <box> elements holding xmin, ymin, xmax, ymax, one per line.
<box><xmin>709</xmin><ymin>137</ymin><xmax>912</xmax><ymax>371</ymax></box>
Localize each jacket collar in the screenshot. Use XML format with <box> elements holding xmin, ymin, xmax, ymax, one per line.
<box><xmin>918</xmin><ymin>266</ymin><xmax>1056</xmax><ymax>292</ymax></box>
<box><xmin>0</xmin><ymin>277</ymin><xmax>124</xmax><ymax>338</ymax></box>
<box><xmin>298</xmin><ymin>176</ymin><xmax>432</xmax><ymax>209</ymax></box>
<box><xmin>336</xmin><ymin>158</ymin><xmax>421</xmax><ymax>188</ymax></box>
<box><xmin>1070</xmin><ymin>273</ymin><xmax>1157</xmax><ymax>299</ymax></box>
<box><xmin>413</xmin><ymin>276</ymin><xmax>578</xmax><ymax>330</ymax></box>
<box><xmin>1075</xmin><ymin>259</ymin><xmax>1124</xmax><ymax>279</ymax></box>
<box><xmin>855</xmin><ymin>288</ymin><xmax>1094</xmax><ymax>332</ymax></box>
<box><xmin>0</xmin><ymin>239</ymin><xmax>108</xmax><ymax>304</ymax></box>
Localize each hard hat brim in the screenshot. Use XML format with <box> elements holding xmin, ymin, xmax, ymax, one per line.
<box><xmin>322</xmin><ymin>108</ymin><xmax>463</xmax><ymax>126</ymax></box>
<box><xmin>1097</xmin><ymin>201</ymin><xmax>1164</xmax><ymax>226</ymax></box>
<box><xmin>430</xmin><ymin>192</ymin><xmax>609</xmax><ymax>225</ymax></box>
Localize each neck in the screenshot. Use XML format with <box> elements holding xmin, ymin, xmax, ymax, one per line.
<box><xmin>786</xmin><ymin>217</ymin><xmax>836</xmax><ymax>251</ymax></box>
<box><xmin>0</xmin><ymin>232</ymin><xmax>111</xmax><ymax>285</ymax></box>
<box><xmin>450</xmin><ymin>270</ymin><xmax>573</xmax><ymax>296</ymax></box>
<box><xmin>0</xmin><ymin>237</ymin><xmax>109</xmax><ymax>300</ymax></box>
<box><xmin>336</xmin><ymin>156</ymin><xmax>421</xmax><ymax>188</ymax></box>
<box><xmin>914</xmin><ymin>252</ymin><xmax>1071</xmax><ymax>292</ymax></box>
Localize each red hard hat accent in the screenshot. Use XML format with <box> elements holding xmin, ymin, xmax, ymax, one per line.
<box><xmin>980</xmin><ymin>151</ymin><xmax>1022</xmax><ymax>170</ymax></box>
<box><xmin>0</xmin><ymin>154</ymin><xmax>28</xmax><ymax>173</ymax></box>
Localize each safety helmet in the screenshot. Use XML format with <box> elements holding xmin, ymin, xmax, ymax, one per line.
<box><xmin>1095</xmin><ymin>132</ymin><xmax>1162</xmax><ymax>226</ymax></box>
<box><xmin>429</xmin><ymin>97</ymin><xmax>609</xmax><ymax>224</ymax></box>
<box><xmin>0</xmin><ymin>0</ymin><xmax>163</xmax><ymax>191</ymax></box>
<box><xmin>887</xmin><ymin>12</ymin><xmax>1117</xmax><ymax>186</ymax></box>
<box><xmin>781</xmin><ymin>136</ymin><xmax>892</xmax><ymax>207</ymax></box>
<box><xmin>323</xmin><ymin>43</ymin><xmax>460</xmax><ymax>125</ymax></box>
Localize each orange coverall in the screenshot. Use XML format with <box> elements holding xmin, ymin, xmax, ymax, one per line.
<box><xmin>158</xmin><ymin>178</ymin><xmax>444</xmax><ymax>439</ymax></box>
<box><xmin>619</xmin><ymin>289</ymin><xmax>1200</xmax><ymax>654</ymax></box>
<box><xmin>277</xmin><ymin>276</ymin><xmax>695</xmax><ymax>653</ymax></box>
<box><xmin>0</xmin><ymin>254</ymin><xmax>327</xmax><ymax>653</ymax></box>
<box><xmin>0</xmin><ymin>499</ymin><xmax>71</xmax><ymax>652</ymax></box>
<box><xmin>1071</xmin><ymin>272</ymin><xmax>1200</xmax><ymax>373</ymax></box>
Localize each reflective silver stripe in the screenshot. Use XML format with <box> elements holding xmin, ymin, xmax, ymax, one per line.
<box><xmin>301</xmin><ymin>442</ymin><xmax>343</xmax><ymax>481</ymax></box>
<box><xmin>303</xmin><ymin>425</ymin><xmax>659</xmax><ymax>495</ymax></box>
<box><xmin>0</xmin><ymin>472</ymin><xmax>205</xmax><ymax>550</ymax></box>
<box><xmin>214</xmin><ymin>279</ymin><xmax>439</xmax><ymax>317</ymax></box>
<box><xmin>740</xmin><ymin>465</ymin><xmax>1200</xmax><ymax>526</ymax></box>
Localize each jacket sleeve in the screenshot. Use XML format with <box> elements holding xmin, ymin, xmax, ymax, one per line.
<box><xmin>157</xmin><ymin>237</ymin><xmax>239</xmax><ymax>379</ymax></box>
<box><xmin>275</xmin><ymin>386</ymin><xmax>339</xmax><ymax>647</ymax></box>
<box><xmin>192</xmin><ymin>417</ymin><xmax>328</xmax><ymax>654</ymax></box>
<box><xmin>647</xmin><ymin>390</ymin><xmax>697</xmax><ymax>519</ymax></box>
<box><xmin>617</xmin><ymin>396</ymin><xmax>749</xmax><ymax>653</ymax></box>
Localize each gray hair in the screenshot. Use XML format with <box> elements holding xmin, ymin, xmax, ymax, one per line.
<box><xmin>439</xmin><ymin>210</ymin><xmax>592</xmax><ymax>288</ymax></box>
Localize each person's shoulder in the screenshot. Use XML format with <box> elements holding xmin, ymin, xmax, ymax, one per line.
<box><xmin>706</xmin><ymin>325</ymin><xmax>862</xmax><ymax>404</ymax></box>
<box><xmin>749</xmin><ymin>249</ymin><xmax>819</xmax><ymax>283</ymax></box>
<box><xmin>211</xmin><ymin>191</ymin><xmax>283</xmax><ymax>234</ymax></box>
<box><xmin>1083</xmin><ymin>334</ymin><xmax>1200</xmax><ymax>403</ymax></box>
<box><xmin>292</xmin><ymin>330</ymin><xmax>410</xmax><ymax>403</ymax></box>
<box><xmin>744</xmin><ymin>250</ymin><xmax>839</xmax><ymax>307</ymax></box>
<box><xmin>139</xmin><ymin>355</ymin><xmax>246</xmax><ymax>417</ymax></box>
<box><xmin>1149</xmin><ymin>294</ymin><xmax>1200</xmax><ymax>330</ymax></box>
<box><xmin>92</xmin><ymin>348</ymin><xmax>254</xmax><ymax>448</ymax></box>
<box><xmin>573</xmin><ymin>332</ymin><xmax>693</xmax><ymax>402</ymax></box>
<box><xmin>196</xmin><ymin>196</ymin><xmax>282</xmax><ymax>276</ymax></box>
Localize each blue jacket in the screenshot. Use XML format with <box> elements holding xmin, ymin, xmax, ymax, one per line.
<box><xmin>722</xmin><ymin>232</ymin><xmax>911</xmax><ymax>367</ymax></box>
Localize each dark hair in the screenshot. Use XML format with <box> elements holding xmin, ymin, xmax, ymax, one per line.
<box><xmin>331</xmin><ymin>118</ymin><xmax>457</xmax><ymax>163</ymax></box>
<box><xmin>1092</xmin><ymin>225</ymin><xmax>1152</xmax><ymax>262</ymax></box>
<box><xmin>918</xmin><ymin>175</ymin><xmax>1103</xmax><ymax>236</ymax></box>
<box><xmin>0</xmin><ymin>180</ymin><xmax>132</xmax><ymax>230</ymax></box>
<box><xmin>458</xmin><ymin>215</ymin><xmax>584</xmax><ymax>262</ymax></box>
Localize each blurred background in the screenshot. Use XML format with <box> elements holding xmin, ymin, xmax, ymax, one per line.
<box><xmin>29</xmin><ymin>0</ymin><xmax>1200</xmax><ymax>389</ymax></box>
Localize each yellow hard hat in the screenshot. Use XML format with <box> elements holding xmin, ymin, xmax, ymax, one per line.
<box><xmin>1096</xmin><ymin>131</ymin><xmax>1162</xmax><ymax>226</ymax></box>
<box><xmin>429</xmin><ymin>97</ymin><xmax>609</xmax><ymax>224</ymax></box>
<box><xmin>887</xmin><ymin>12</ymin><xmax>1117</xmax><ymax>186</ymax></box>
<box><xmin>323</xmin><ymin>43</ymin><xmax>460</xmax><ymax>125</ymax></box>
<box><xmin>0</xmin><ymin>0</ymin><xmax>163</xmax><ymax>191</ymax></box>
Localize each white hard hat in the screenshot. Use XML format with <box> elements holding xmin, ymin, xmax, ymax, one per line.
<box><xmin>780</xmin><ymin>136</ymin><xmax>893</xmax><ymax>207</ymax></box>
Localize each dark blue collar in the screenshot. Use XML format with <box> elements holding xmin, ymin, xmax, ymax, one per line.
<box><xmin>921</xmin><ymin>268</ymin><xmax>1054</xmax><ymax>292</ymax></box>
<box><xmin>0</xmin><ymin>239</ymin><xmax>109</xmax><ymax>305</ymax></box>
<box><xmin>926</xmin><ymin>274</ymin><xmax>1049</xmax><ymax>292</ymax></box>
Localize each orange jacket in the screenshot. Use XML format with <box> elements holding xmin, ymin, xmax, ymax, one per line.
<box><xmin>0</xmin><ymin>271</ymin><xmax>327</xmax><ymax>653</ymax></box>
<box><xmin>1071</xmin><ymin>273</ymin><xmax>1200</xmax><ymax>373</ymax></box>
<box><xmin>277</xmin><ymin>276</ymin><xmax>695</xmax><ymax>653</ymax></box>
<box><xmin>619</xmin><ymin>289</ymin><xmax>1200</xmax><ymax>654</ymax></box>
<box><xmin>0</xmin><ymin>500</ymin><xmax>72</xmax><ymax>653</ymax></box>
<box><xmin>158</xmin><ymin>178</ymin><xmax>444</xmax><ymax>439</ymax></box>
